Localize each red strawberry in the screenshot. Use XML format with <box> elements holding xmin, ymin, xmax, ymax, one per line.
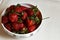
<box><xmin>2</xmin><ymin>16</ymin><xmax>8</xmax><ymax>24</ymax></box>
<box><xmin>28</xmin><ymin>25</ymin><xmax>36</xmax><ymax>32</ymax></box>
<box><xmin>5</xmin><ymin>23</ymin><xmax>11</xmax><ymax>31</ymax></box>
<box><xmin>9</xmin><ymin>5</ymin><xmax>15</xmax><ymax>9</ymax></box>
<box><xmin>6</xmin><ymin>5</ymin><xmax>15</xmax><ymax>13</ymax></box>
<box><xmin>12</xmin><ymin>22</ymin><xmax>24</xmax><ymax>31</ymax></box>
<box><xmin>15</xmin><ymin>6</ymin><xmax>28</xmax><ymax>13</ymax></box>
<box><xmin>22</xmin><ymin>12</ymin><xmax>27</xmax><ymax>20</ymax></box>
<box><xmin>27</xmin><ymin>19</ymin><xmax>35</xmax><ymax>26</ymax></box>
<box><xmin>26</xmin><ymin>9</ymin><xmax>34</xmax><ymax>16</ymax></box>
<box><xmin>9</xmin><ymin>13</ymin><xmax>18</xmax><ymax>22</ymax></box>
<box><xmin>20</xmin><ymin>6</ymin><xmax>27</xmax><ymax>11</ymax></box>
<box><xmin>19</xmin><ymin>23</ymin><xmax>24</xmax><ymax>29</ymax></box>
<box><xmin>12</xmin><ymin>22</ymin><xmax>20</xmax><ymax>31</ymax></box>
<box><xmin>36</xmin><ymin>10</ymin><xmax>42</xmax><ymax>18</ymax></box>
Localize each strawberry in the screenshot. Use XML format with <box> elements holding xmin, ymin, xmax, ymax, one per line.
<box><xmin>6</xmin><ymin>5</ymin><xmax>15</xmax><ymax>13</ymax></box>
<box><xmin>19</xmin><ymin>23</ymin><xmax>24</xmax><ymax>29</ymax></box>
<box><xmin>27</xmin><ymin>19</ymin><xmax>35</xmax><ymax>26</ymax></box>
<box><xmin>15</xmin><ymin>6</ymin><xmax>28</xmax><ymax>13</ymax></box>
<box><xmin>9</xmin><ymin>13</ymin><xmax>18</xmax><ymax>22</ymax></box>
<box><xmin>2</xmin><ymin>16</ymin><xmax>8</xmax><ymax>24</ymax></box>
<box><xmin>36</xmin><ymin>10</ymin><xmax>42</xmax><ymax>19</ymax></box>
<box><xmin>22</xmin><ymin>12</ymin><xmax>27</xmax><ymax>20</ymax></box>
<box><xmin>12</xmin><ymin>23</ymin><xmax>20</xmax><ymax>31</ymax></box>
<box><xmin>20</xmin><ymin>6</ymin><xmax>27</xmax><ymax>11</ymax></box>
<box><xmin>5</xmin><ymin>23</ymin><xmax>11</xmax><ymax>31</ymax></box>
<box><xmin>28</xmin><ymin>25</ymin><xmax>36</xmax><ymax>32</ymax></box>
<box><xmin>26</xmin><ymin>9</ymin><xmax>34</xmax><ymax>16</ymax></box>
<box><xmin>12</xmin><ymin>22</ymin><xmax>24</xmax><ymax>31</ymax></box>
<box><xmin>9</xmin><ymin>5</ymin><xmax>15</xmax><ymax>10</ymax></box>
<box><xmin>12</xmin><ymin>22</ymin><xmax>20</xmax><ymax>31</ymax></box>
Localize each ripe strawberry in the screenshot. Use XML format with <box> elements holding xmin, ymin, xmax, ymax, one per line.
<box><xmin>6</xmin><ymin>5</ymin><xmax>15</xmax><ymax>13</ymax></box>
<box><xmin>20</xmin><ymin>6</ymin><xmax>27</xmax><ymax>11</ymax></box>
<box><xmin>27</xmin><ymin>19</ymin><xmax>35</xmax><ymax>26</ymax></box>
<box><xmin>2</xmin><ymin>16</ymin><xmax>8</xmax><ymax>24</ymax></box>
<box><xmin>28</xmin><ymin>25</ymin><xmax>36</xmax><ymax>32</ymax></box>
<box><xmin>5</xmin><ymin>23</ymin><xmax>11</xmax><ymax>31</ymax></box>
<box><xmin>22</xmin><ymin>12</ymin><xmax>27</xmax><ymax>20</ymax></box>
<box><xmin>19</xmin><ymin>23</ymin><xmax>24</xmax><ymax>29</ymax></box>
<box><xmin>36</xmin><ymin>10</ymin><xmax>42</xmax><ymax>18</ymax></box>
<box><xmin>9</xmin><ymin>5</ymin><xmax>15</xmax><ymax>10</ymax></box>
<box><xmin>12</xmin><ymin>22</ymin><xmax>20</xmax><ymax>31</ymax></box>
<box><xmin>12</xmin><ymin>22</ymin><xmax>24</xmax><ymax>31</ymax></box>
<box><xmin>26</xmin><ymin>9</ymin><xmax>34</xmax><ymax>16</ymax></box>
<box><xmin>15</xmin><ymin>6</ymin><xmax>28</xmax><ymax>13</ymax></box>
<box><xmin>9</xmin><ymin>13</ymin><xmax>18</xmax><ymax>22</ymax></box>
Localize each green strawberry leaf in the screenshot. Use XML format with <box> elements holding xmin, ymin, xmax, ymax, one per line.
<box><xmin>29</xmin><ymin>14</ymin><xmax>36</xmax><ymax>20</ymax></box>
<box><xmin>35</xmin><ymin>17</ymin><xmax>40</xmax><ymax>24</ymax></box>
<box><xmin>18</xmin><ymin>18</ymin><xmax>22</xmax><ymax>23</ymax></box>
<box><xmin>16</xmin><ymin>4</ymin><xmax>21</xmax><ymax>7</ymax></box>
<box><xmin>31</xmin><ymin>6</ymin><xmax>38</xmax><ymax>16</ymax></box>
<box><xmin>11</xmin><ymin>10</ymin><xmax>14</xmax><ymax>13</ymax></box>
<box><xmin>19</xmin><ymin>27</ymin><xmax>28</xmax><ymax>34</ymax></box>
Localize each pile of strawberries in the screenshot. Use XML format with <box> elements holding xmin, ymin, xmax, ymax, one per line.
<box><xmin>2</xmin><ymin>4</ymin><xmax>42</xmax><ymax>34</ymax></box>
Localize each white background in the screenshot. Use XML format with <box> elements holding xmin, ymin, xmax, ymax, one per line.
<box><xmin>0</xmin><ymin>0</ymin><xmax>60</xmax><ymax>40</ymax></box>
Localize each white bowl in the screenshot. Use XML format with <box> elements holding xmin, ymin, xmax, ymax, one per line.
<box><xmin>1</xmin><ymin>3</ymin><xmax>42</xmax><ymax>38</ymax></box>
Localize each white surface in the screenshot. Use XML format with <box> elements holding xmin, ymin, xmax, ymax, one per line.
<box><xmin>47</xmin><ymin>0</ymin><xmax>60</xmax><ymax>2</ymax></box>
<box><xmin>0</xmin><ymin>0</ymin><xmax>60</xmax><ymax>40</ymax></box>
<box><xmin>0</xmin><ymin>0</ymin><xmax>2</xmax><ymax>4</ymax></box>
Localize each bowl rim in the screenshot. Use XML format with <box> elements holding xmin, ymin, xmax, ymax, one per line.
<box><xmin>1</xmin><ymin>3</ymin><xmax>42</xmax><ymax>35</ymax></box>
